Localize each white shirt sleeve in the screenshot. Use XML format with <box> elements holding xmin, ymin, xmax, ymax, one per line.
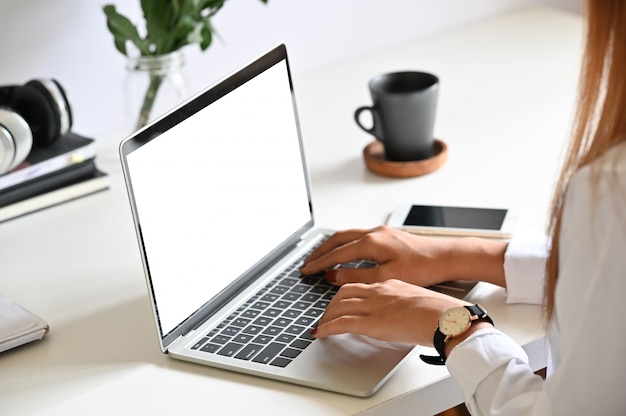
<box><xmin>445</xmin><ymin>143</ymin><xmax>626</xmax><ymax>415</ymax></box>
<box><xmin>446</xmin><ymin>328</ymin><xmax>546</xmax><ymax>415</ymax></box>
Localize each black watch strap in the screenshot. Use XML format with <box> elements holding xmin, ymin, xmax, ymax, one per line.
<box><xmin>419</xmin><ymin>304</ymin><xmax>493</xmax><ymax>366</ymax></box>
<box><xmin>420</xmin><ymin>329</ymin><xmax>447</xmax><ymax>365</ymax></box>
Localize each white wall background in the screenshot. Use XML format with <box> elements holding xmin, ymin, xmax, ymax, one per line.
<box><xmin>0</xmin><ymin>0</ymin><xmax>581</xmax><ymax>137</ymax></box>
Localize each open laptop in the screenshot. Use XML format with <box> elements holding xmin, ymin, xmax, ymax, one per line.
<box><xmin>119</xmin><ymin>44</ymin><xmax>416</xmax><ymax>397</ymax></box>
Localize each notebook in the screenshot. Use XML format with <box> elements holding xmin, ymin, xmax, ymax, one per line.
<box><xmin>119</xmin><ymin>44</ymin><xmax>416</xmax><ymax>397</ymax></box>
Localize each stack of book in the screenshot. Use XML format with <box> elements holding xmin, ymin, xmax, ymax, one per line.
<box><xmin>0</xmin><ymin>132</ymin><xmax>110</xmax><ymax>223</ymax></box>
<box><xmin>0</xmin><ymin>293</ymin><xmax>48</xmax><ymax>353</ymax></box>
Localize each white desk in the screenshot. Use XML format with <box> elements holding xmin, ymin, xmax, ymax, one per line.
<box><xmin>0</xmin><ymin>6</ymin><xmax>581</xmax><ymax>415</ymax></box>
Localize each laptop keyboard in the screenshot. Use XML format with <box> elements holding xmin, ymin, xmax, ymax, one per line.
<box><xmin>191</xmin><ymin>248</ymin><xmax>377</xmax><ymax>368</ymax></box>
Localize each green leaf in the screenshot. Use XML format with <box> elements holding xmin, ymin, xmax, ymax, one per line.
<box><xmin>199</xmin><ymin>23</ymin><xmax>213</xmax><ymax>50</ymax></box>
<box><xmin>141</xmin><ymin>0</ymin><xmax>171</xmax><ymax>54</ymax></box>
<box><xmin>139</xmin><ymin>0</ymin><xmax>153</xmax><ymax>20</ymax></box>
<box><xmin>199</xmin><ymin>0</ymin><xmax>226</xmax><ymax>12</ymax></box>
<box><xmin>173</xmin><ymin>15</ymin><xmax>195</xmax><ymax>40</ymax></box>
<box><xmin>103</xmin><ymin>5</ymin><xmax>149</xmax><ymax>55</ymax></box>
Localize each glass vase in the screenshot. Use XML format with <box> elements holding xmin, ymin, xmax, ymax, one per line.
<box><xmin>124</xmin><ymin>50</ymin><xmax>189</xmax><ymax>132</ymax></box>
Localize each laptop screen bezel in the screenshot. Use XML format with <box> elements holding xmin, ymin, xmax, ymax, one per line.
<box><xmin>118</xmin><ymin>44</ymin><xmax>316</xmax><ymax>350</ymax></box>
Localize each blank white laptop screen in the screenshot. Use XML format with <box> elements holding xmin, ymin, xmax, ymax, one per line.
<box><xmin>126</xmin><ymin>61</ymin><xmax>311</xmax><ymax>336</ymax></box>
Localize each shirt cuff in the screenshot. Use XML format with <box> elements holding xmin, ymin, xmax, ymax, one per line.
<box><xmin>446</xmin><ymin>328</ymin><xmax>529</xmax><ymax>400</ymax></box>
<box><xmin>503</xmin><ymin>229</ymin><xmax>549</xmax><ymax>304</ymax></box>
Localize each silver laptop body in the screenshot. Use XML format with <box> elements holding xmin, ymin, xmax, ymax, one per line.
<box><xmin>119</xmin><ymin>44</ymin><xmax>416</xmax><ymax>397</ymax></box>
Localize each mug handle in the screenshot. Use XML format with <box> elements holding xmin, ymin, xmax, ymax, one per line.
<box><xmin>354</xmin><ymin>106</ymin><xmax>383</xmax><ymax>140</ymax></box>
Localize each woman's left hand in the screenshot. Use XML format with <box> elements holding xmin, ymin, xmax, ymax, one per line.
<box><xmin>312</xmin><ymin>279</ymin><xmax>469</xmax><ymax>346</ymax></box>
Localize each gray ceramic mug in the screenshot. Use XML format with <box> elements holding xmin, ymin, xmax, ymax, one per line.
<box><xmin>354</xmin><ymin>71</ymin><xmax>439</xmax><ymax>162</ymax></box>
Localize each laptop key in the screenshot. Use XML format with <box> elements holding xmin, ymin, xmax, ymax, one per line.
<box><xmin>290</xmin><ymin>339</ymin><xmax>311</xmax><ymax>350</ymax></box>
<box><xmin>313</xmin><ymin>300</ymin><xmax>330</xmax><ymax>309</ymax></box>
<box><xmin>232</xmin><ymin>318</ymin><xmax>251</xmax><ymax>327</ymax></box>
<box><xmin>200</xmin><ymin>343</ymin><xmax>221</xmax><ymax>353</ymax></box>
<box><xmin>294</xmin><ymin>316</ymin><xmax>315</xmax><ymax>326</ymax></box>
<box><xmin>252</xmin><ymin>316</ymin><xmax>273</xmax><ymax>326</ymax></box>
<box><xmin>260</xmin><ymin>293</ymin><xmax>279</xmax><ymax>302</ymax></box>
<box><xmin>191</xmin><ymin>337</ymin><xmax>210</xmax><ymax>350</ymax></box>
<box><xmin>300</xmin><ymin>329</ymin><xmax>316</xmax><ymax>341</ymax></box>
<box><xmin>281</xmin><ymin>347</ymin><xmax>302</xmax><ymax>359</ymax></box>
<box><xmin>270</xmin><ymin>357</ymin><xmax>292</xmax><ymax>368</ymax></box>
<box><xmin>322</xmin><ymin>291</ymin><xmax>337</xmax><ymax>300</ymax></box>
<box><xmin>251</xmin><ymin>301</ymin><xmax>270</xmax><ymax>310</ymax></box>
<box><xmin>241</xmin><ymin>309</ymin><xmax>260</xmax><ymax>319</ymax></box>
<box><xmin>309</xmin><ymin>285</ymin><xmax>329</xmax><ymax>295</ymax></box>
<box><xmin>262</xmin><ymin>326</ymin><xmax>282</xmax><ymax>336</ymax></box>
<box><xmin>301</xmin><ymin>276</ymin><xmax>321</xmax><ymax>285</ymax></box>
<box><xmin>270</xmin><ymin>286</ymin><xmax>288</xmax><ymax>295</ymax></box>
<box><xmin>191</xmin><ymin>337</ymin><xmax>209</xmax><ymax>350</ymax></box>
<box><xmin>217</xmin><ymin>342</ymin><xmax>244</xmax><ymax>357</ymax></box>
<box><xmin>293</xmin><ymin>301</ymin><xmax>311</xmax><ymax>310</ymax></box>
<box><xmin>252</xmin><ymin>342</ymin><xmax>286</xmax><ymax>364</ymax></box>
<box><xmin>300</xmin><ymin>293</ymin><xmax>321</xmax><ymax>302</ymax></box>
<box><xmin>290</xmin><ymin>285</ymin><xmax>310</xmax><ymax>294</ymax></box>
<box><xmin>276</xmin><ymin>334</ymin><xmax>296</xmax><ymax>343</ymax></box>
<box><xmin>253</xmin><ymin>335</ymin><xmax>274</xmax><ymax>344</ymax></box>
<box><xmin>235</xmin><ymin>343</ymin><xmax>264</xmax><ymax>360</ymax></box>
<box><xmin>303</xmin><ymin>308</ymin><xmax>323</xmax><ymax>318</ymax></box>
<box><xmin>211</xmin><ymin>334</ymin><xmax>231</xmax><ymax>345</ymax></box>
<box><xmin>282</xmin><ymin>309</ymin><xmax>302</xmax><ymax>319</ymax></box>
<box><xmin>280</xmin><ymin>277</ymin><xmax>299</xmax><ymax>286</ymax></box>
<box><xmin>262</xmin><ymin>308</ymin><xmax>282</xmax><ymax>318</ymax></box>
<box><xmin>281</xmin><ymin>292</ymin><xmax>300</xmax><ymax>302</ymax></box>
<box><xmin>273</xmin><ymin>300</ymin><xmax>292</xmax><ymax>309</ymax></box>
<box><xmin>273</xmin><ymin>317</ymin><xmax>292</xmax><ymax>327</ymax></box>
<box><xmin>221</xmin><ymin>326</ymin><xmax>241</xmax><ymax>336</ymax></box>
<box><xmin>284</xmin><ymin>324</ymin><xmax>306</xmax><ymax>336</ymax></box>
<box><xmin>217</xmin><ymin>342</ymin><xmax>243</xmax><ymax>357</ymax></box>
<box><xmin>231</xmin><ymin>333</ymin><xmax>254</xmax><ymax>343</ymax></box>
<box><xmin>243</xmin><ymin>325</ymin><xmax>263</xmax><ymax>335</ymax></box>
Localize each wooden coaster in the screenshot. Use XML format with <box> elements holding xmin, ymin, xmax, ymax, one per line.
<box><xmin>363</xmin><ymin>139</ymin><xmax>448</xmax><ymax>178</ymax></box>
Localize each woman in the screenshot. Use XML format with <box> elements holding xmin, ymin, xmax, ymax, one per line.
<box><xmin>299</xmin><ymin>1</ymin><xmax>626</xmax><ymax>413</ymax></box>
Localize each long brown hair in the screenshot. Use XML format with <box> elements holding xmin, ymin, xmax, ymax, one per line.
<box><xmin>545</xmin><ymin>0</ymin><xmax>626</xmax><ymax>319</ymax></box>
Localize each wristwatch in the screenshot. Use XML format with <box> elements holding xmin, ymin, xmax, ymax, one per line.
<box><xmin>420</xmin><ymin>304</ymin><xmax>493</xmax><ymax>365</ymax></box>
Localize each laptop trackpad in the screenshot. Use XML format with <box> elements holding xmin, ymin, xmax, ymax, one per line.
<box><xmin>285</xmin><ymin>333</ymin><xmax>415</xmax><ymax>397</ymax></box>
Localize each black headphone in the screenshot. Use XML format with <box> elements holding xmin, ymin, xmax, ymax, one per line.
<box><xmin>0</xmin><ymin>79</ymin><xmax>73</xmax><ymax>175</ymax></box>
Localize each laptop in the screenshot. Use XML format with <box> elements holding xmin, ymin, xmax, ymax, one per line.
<box><xmin>119</xmin><ymin>44</ymin><xmax>416</xmax><ymax>397</ymax></box>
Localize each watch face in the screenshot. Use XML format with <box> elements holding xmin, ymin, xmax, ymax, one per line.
<box><xmin>439</xmin><ymin>306</ymin><xmax>471</xmax><ymax>337</ymax></box>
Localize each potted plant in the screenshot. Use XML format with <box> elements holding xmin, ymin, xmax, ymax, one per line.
<box><xmin>103</xmin><ymin>0</ymin><xmax>269</xmax><ymax>130</ymax></box>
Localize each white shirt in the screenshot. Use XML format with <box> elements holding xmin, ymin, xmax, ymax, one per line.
<box><xmin>446</xmin><ymin>142</ymin><xmax>626</xmax><ymax>415</ymax></box>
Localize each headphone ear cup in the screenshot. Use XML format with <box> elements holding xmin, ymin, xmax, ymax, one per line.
<box><xmin>10</xmin><ymin>79</ymin><xmax>71</xmax><ymax>146</ymax></box>
<box><xmin>49</xmin><ymin>79</ymin><xmax>73</xmax><ymax>128</ymax></box>
<box><xmin>0</xmin><ymin>108</ymin><xmax>33</xmax><ymax>174</ymax></box>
